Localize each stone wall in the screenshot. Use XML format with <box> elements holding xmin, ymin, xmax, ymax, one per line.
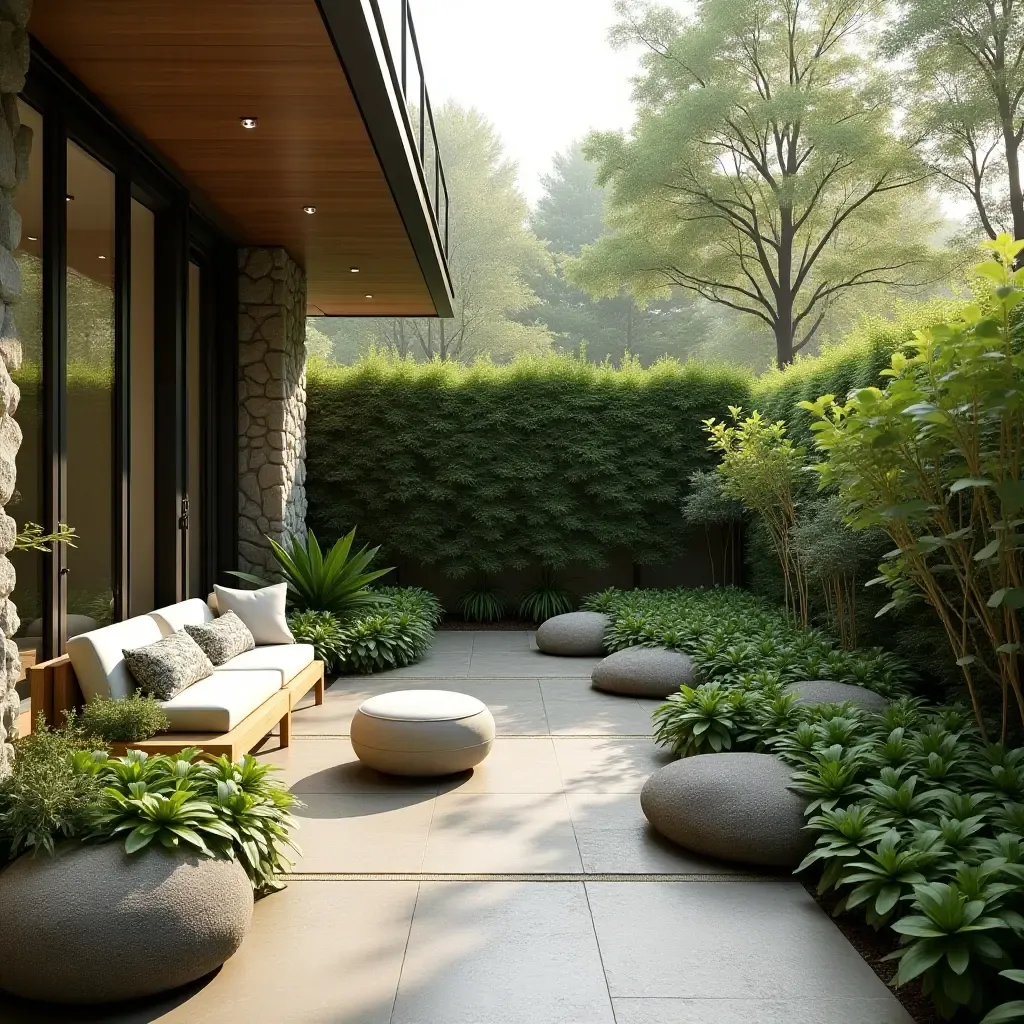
<box><xmin>237</xmin><ymin>247</ymin><xmax>308</xmax><ymax>576</ymax></box>
<box><xmin>0</xmin><ymin>0</ymin><xmax>31</xmax><ymax>777</ymax></box>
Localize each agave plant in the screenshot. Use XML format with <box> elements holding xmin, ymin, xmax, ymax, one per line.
<box><xmin>229</xmin><ymin>527</ymin><xmax>393</xmax><ymax>617</ymax></box>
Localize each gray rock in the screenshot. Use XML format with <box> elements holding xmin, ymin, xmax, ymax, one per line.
<box><xmin>592</xmin><ymin>646</ymin><xmax>694</xmax><ymax>698</ymax></box>
<box><xmin>784</xmin><ymin>680</ymin><xmax>888</xmax><ymax>713</ymax></box>
<box><xmin>641</xmin><ymin>753</ymin><xmax>811</xmax><ymax>868</ymax></box>
<box><xmin>0</xmin><ymin>842</ymin><xmax>253</xmax><ymax>1003</ymax></box>
<box><xmin>535</xmin><ymin>611</ymin><xmax>610</xmax><ymax>657</ymax></box>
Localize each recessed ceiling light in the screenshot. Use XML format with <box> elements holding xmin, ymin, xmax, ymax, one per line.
<box><xmin>349</xmin><ymin>267</ymin><xmax>360</xmax><ymax>273</ymax></box>
<box><xmin>303</xmin><ymin>205</ymin><xmax>316</xmax><ymax>215</ymax></box>
<box><xmin>365</xmin><ymin>294</ymin><xmax>373</xmax><ymax>299</ymax></box>
<box><xmin>26</xmin><ymin>235</ymin><xmax>37</xmax><ymax>241</ymax></box>
<box><xmin>240</xmin><ymin>117</ymin><xmax>258</xmax><ymax>129</ymax></box>
<box><xmin>65</xmin><ymin>195</ymin><xmax>74</xmax><ymax>202</ymax></box>
<box><xmin>97</xmin><ymin>255</ymin><xmax>106</xmax><ymax>260</ymax></box>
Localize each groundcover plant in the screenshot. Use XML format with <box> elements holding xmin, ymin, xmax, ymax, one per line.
<box><xmin>589</xmin><ymin>586</ymin><xmax>1024</xmax><ymax>1020</ymax></box>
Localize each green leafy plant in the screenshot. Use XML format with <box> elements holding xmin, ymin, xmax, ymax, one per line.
<box><xmin>704</xmin><ymin>408</ymin><xmax>810</xmax><ymax>624</ymax></box>
<box><xmin>76</xmin><ymin>693</ymin><xmax>169</xmax><ymax>743</ymax></box>
<box><xmin>88</xmin><ymin>749</ymin><xmax>300</xmax><ymax>896</ymax></box>
<box><xmin>337</xmin><ymin>610</ymin><xmax>435</xmax><ymax>674</ymax></box>
<box><xmin>14</xmin><ymin>521</ymin><xmax>77</xmax><ymax>552</ymax></box>
<box><xmin>652</xmin><ymin>682</ymin><xmax>765</xmax><ymax>756</ymax></box>
<box><xmin>0</xmin><ymin>718</ymin><xmax>107</xmax><ymax>859</ymax></box>
<box><xmin>804</xmin><ymin>234</ymin><xmax>1024</xmax><ymax>740</ymax></box>
<box><xmin>456</xmin><ymin>578</ymin><xmax>509</xmax><ymax>623</ymax></box>
<box><xmin>886</xmin><ymin>879</ymin><xmax>1019</xmax><ymax>1018</ymax></box>
<box><xmin>229</xmin><ymin>527</ymin><xmax>393</xmax><ymax>617</ymax></box>
<box><xmin>287</xmin><ymin>610</ymin><xmax>349</xmax><ymax>672</ymax></box>
<box><xmin>517</xmin><ymin>569</ymin><xmax>576</xmax><ymax>623</ymax></box>
<box><xmin>981</xmin><ymin>970</ymin><xmax>1024</xmax><ymax>1023</ymax></box>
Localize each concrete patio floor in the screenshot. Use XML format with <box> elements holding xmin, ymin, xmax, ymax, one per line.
<box><xmin>5</xmin><ymin>631</ymin><xmax>912</xmax><ymax>1024</ymax></box>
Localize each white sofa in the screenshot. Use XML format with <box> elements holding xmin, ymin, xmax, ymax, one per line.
<box><xmin>30</xmin><ymin>597</ymin><xmax>325</xmax><ymax>758</ymax></box>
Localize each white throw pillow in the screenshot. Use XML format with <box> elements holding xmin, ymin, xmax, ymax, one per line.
<box><xmin>213</xmin><ymin>583</ymin><xmax>294</xmax><ymax>646</ymax></box>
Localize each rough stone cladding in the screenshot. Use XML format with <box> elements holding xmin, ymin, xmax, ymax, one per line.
<box><xmin>237</xmin><ymin>247</ymin><xmax>308</xmax><ymax>575</ymax></box>
<box><xmin>0</xmin><ymin>0</ymin><xmax>32</xmax><ymax>777</ymax></box>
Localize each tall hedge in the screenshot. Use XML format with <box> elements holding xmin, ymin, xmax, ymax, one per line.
<box><xmin>306</xmin><ymin>352</ymin><xmax>751</xmax><ymax>576</ymax></box>
<box><xmin>753</xmin><ymin>298</ymin><xmax>963</xmax><ymax>443</ymax></box>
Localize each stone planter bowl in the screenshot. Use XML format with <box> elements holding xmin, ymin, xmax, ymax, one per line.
<box><xmin>0</xmin><ymin>842</ymin><xmax>253</xmax><ymax>1004</ymax></box>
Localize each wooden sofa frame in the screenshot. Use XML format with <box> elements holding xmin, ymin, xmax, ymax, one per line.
<box><xmin>27</xmin><ymin>655</ymin><xmax>326</xmax><ymax>760</ymax></box>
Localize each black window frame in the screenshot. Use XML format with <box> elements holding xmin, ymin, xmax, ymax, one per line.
<box><xmin>21</xmin><ymin>39</ymin><xmax>239</xmax><ymax>658</ymax></box>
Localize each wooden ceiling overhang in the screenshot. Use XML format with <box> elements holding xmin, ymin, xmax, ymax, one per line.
<box><xmin>28</xmin><ymin>0</ymin><xmax>455</xmax><ymax>317</ymax></box>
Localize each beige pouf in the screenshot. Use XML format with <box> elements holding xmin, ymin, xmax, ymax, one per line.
<box><xmin>351</xmin><ymin>690</ymin><xmax>496</xmax><ymax>776</ymax></box>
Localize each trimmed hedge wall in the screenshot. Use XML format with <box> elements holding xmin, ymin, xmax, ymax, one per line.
<box><xmin>306</xmin><ymin>353</ymin><xmax>751</xmax><ymax>577</ymax></box>
<box><xmin>753</xmin><ymin>299</ymin><xmax>962</xmax><ymax>444</ymax></box>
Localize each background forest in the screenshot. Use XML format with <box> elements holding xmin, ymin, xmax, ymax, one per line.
<box><xmin>307</xmin><ymin>0</ymin><xmax>1012</xmax><ymax>372</ymax></box>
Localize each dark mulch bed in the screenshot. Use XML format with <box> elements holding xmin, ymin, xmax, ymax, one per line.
<box><xmin>802</xmin><ymin>880</ymin><xmax>944</xmax><ymax>1024</ymax></box>
<box><xmin>438</xmin><ymin>619</ymin><xmax>539</xmax><ymax>631</ymax></box>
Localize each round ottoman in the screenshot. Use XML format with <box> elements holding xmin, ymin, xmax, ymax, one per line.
<box><xmin>350</xmin><ymin>690</ymin><xmax>496</xmax><ymax>776</ymax></box>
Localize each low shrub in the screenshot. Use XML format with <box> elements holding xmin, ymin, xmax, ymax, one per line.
<box><xmin>76</xmin><ymin>693</ymin><xmax>169</xmax><ymax>743</ymax></box>
<box><xmin>288</xmin><ymin>610</ymin><xmax>349</xmax><ymax>673</ymax></box>
<box><xmin>289</xmin><ymin>587</ymin><xmax>442</xmax><ymax>675</ymax></box>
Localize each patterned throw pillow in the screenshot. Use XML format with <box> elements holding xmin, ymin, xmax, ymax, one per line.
<box><xmin>185</xmin><ymin>610</ymin><xmax>255</xmax><ymax>666</ymax></box>
<box><xmin>123</xmin><ymin>631</ymin><xmax>214</xmax><ymax>701</ymax></box>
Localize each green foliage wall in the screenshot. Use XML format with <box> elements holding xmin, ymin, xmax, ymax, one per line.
<box><xmin>306</xmin><ymin>352</ymin><xmax>751</xmax><ymax>577</ymax></box>
<box><xmin>752</xmin><ymin>299</ymin><xmax>963</xmax><ymax>445</ymax></box>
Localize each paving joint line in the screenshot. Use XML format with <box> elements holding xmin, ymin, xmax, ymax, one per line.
<box><xmin>285</xmin><ymin>871</ymin><xmax>785</xmax><ymax>883</ymax></box>
<box><xmin>290</xmin><ymin>733</ymin><xmax>655</xmax><ymax>740</ymax></box>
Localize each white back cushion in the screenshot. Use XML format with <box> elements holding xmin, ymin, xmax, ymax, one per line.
<box><xmin>66</xmin><ymin>615</ymin><xmax>164</xmax><ymax>701</ymax></box>
<box><xmin>213</xmin><ymin>583</ymin><xmax>294</xmax><ymax>645</ymax></box>
<box><xmin>149</xmin><ymin>598</ymin><xmax>215</xmax><ymax>638</ymax></box>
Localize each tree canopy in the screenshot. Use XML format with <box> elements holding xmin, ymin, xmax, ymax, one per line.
<box><xmin>311</xmin><ymin>103</ymin><xmax>551</xmax><ymax>364</ymax></box>
<box><xmin>569</xmin><ymin>0</ymin><xmax>947</xmax><ymax>366</ymax></box>
<box><xmin>887</xmin><ymin>0</ymin><xmax>1024</xmax><ymax>241</ymax></box>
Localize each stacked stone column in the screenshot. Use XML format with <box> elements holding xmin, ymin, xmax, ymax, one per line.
<box><xmin>0</xmin><ymin>0</ymin><xmax>31</xmax><ymax>777</ymax></box>
<box><xmin>237</xmin><ymin>247</ymin><xmax>308</xmax><ymax>576</ymax></box>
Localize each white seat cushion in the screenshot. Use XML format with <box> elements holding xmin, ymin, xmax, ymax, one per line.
<box><xmin>217</xmin><ymin>644</ymin><xmax>315</xmax><ymax>685</ymax></box>
<box><xmin>66</xmin><ymin>616</ymin><xmax>165</xmax><ymax>701</ymax></box>
<box><xmin>148</xmin><ymin>599</ymin><xmax>215</xmax><ymax>638</ymax></box>
<box><xmin>159</xmin><ymin>670</ymin><xmax>282</xmax><ymax>733</ymax></box>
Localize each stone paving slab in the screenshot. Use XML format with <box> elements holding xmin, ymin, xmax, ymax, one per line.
<box><xmin>5</xmin><ymin>631</ymin><xmax>911</xmax><ymax>1023</ymax></box>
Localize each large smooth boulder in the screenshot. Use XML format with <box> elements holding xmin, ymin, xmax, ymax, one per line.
<box><xmin>784</xmin><ymin>680</ymin><xmax>888</xmax><ymax>713</ymax></box>
<box><xmin>592</xmin><ymin>646</ymin><xmax>694</xmax><ymax>699</ymax></box>
<box><xmin>535</xmin><ymin>611</ymin><xmax>609</xmax><ymax>657</ymax></box>
<box><xmin>0</xmin><ymin>842</ymin><xmax>253</xmax><ymax>1003</ymax></box>
<box><xmin>640</xmin><ymin>753</ymin><xmax>811</xmax><ymax>868</ymax></box>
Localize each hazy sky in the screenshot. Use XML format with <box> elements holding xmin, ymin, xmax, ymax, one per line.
<box><xmin>410</xmin><ymin>0</ymin><xmax>657</xmax><ymax>204</ymax></box>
